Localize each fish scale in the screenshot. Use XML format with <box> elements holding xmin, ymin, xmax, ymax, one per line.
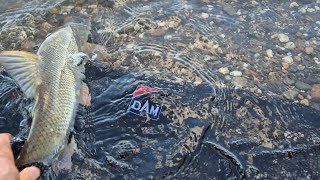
<box><xmin>16</xmin><ymin>30</ymin><xmax>69</xmax><ymax>165</ymax></box>
<box><xmin>0</xmin><ymin>26</ymin><xmax>89</xmax><ymax>166</ymax></box>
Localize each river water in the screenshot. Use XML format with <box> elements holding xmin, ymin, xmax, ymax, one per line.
<box><xmin>1</xmin><ymin>0</ymin><xmax>320</xmax><ymax>179</ymax></box>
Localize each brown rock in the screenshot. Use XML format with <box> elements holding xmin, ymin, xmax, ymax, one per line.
<box><xmin>20</xmin><ymin>40</ymin><xmax>35</xmax><ymax>51</ymax></box>
<box><xmin>40</xmin><ymin>22</ymin><xmax>53</xmax><ymax>35</ymax></box>
<box><xmin>305</xmin><ymin>47</ymin><xmax>314</xmax><ymax>55</ymax></box>
<box><xmin>295</xmin><ymin>39</ymin><xmax>305</xmax><ymax>51</ymax></box>
<box><xmin>64</xmin><ymin>16</ymin><xmax>73</xmax><ymax>24</ymax></box>
<box><xmin>298</xmin><ymin>94</ymin><xmax>304</xmax><ymax>100</ymax></box>
<box><xmin>311</xmin><ymin>84</ymin><xmax>320</xmax><ymax>102</ymax></box>
<box><xmin>48</xmin><ymin>7</ymin><xmax>60</xmax><ymax>14</ymax></box>
<box><xmin>74</xmin><ymin>6</ymin><xmax>82</xmax><ymax>12</ymax></box>
<box><xmin>295</xmin><ymin>32</ymin><xmax>303</xmax><ymax>37</ymax></box>
<box><xmin>150</xmin><ymin>28</ymin><xmax>166</xmax><ymax>36</ymax></box>
<box><xmin>300</xmin><ymin>99</ymin><xmax>309</xmax><ymax>106</ymax></box>
<box><xmin>231</xmin><ymin>77</ymin><xmax>248</xmax><ymax>88</ymax></box>
<box><xmin>282</xmin><ymin>62</ymin><xmax>289</xmax><ymax>70</ymax></box>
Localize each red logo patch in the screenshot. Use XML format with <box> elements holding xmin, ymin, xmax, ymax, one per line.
<box><xmin>128</xmin><ymin>85</ymin><xmax>164</xmax><ymax>120</ymax></box>
<box><xmin>133</xmin><ymin>85</ymin><xmax>160</xmax><ymax>98</ymax></box>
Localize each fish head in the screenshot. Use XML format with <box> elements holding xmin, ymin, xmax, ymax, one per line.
<box><xmin>68</xmin><ymin>52</ymin><xmax>90</xmax><ymax>80</ymax></box>
<box><xmin>70</xmin><ymin>52</ymin><xmax>89</xmax><ymax>67</ymax></box>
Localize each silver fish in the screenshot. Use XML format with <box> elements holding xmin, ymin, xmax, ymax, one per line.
<box><xmin>0</xmin><ymin>26</ymin><xmax>89</xmax><ymax>166</ymax></box>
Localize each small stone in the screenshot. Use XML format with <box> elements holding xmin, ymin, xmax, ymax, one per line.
<box><xmin>296</xmin><ymin>32</ymin><xmax>303</xmax><ymax>37</ymax></box>
<box><xmin>307</xmin><ymin>8</ymin><xmax>315</xmax><ymax>12</ymax></box>
<box><xmin>231</xmin><ymin>77</ymin><xmax>248</xmax><ymax>88</ymax></box>
<box><xmin>285</xmin><ymin>42</ymin><xmax>296</xmax><ymax>49</ymax></box>
<box><xmin>250</xmin><ymin>86</ymin><xmax>262</xmax><ymax>94</ymax></box>
<box><xmin>266</xmin><ymin>49</ymin><xmax>273</xmax><ymax>58</ymax></box>
<box><xmin>222</xmin><ymin>4</ymin><xmax>237</xmax><ymax>16</ymax></box>
<box><xmin>300</xmin><ymin>99</ymin><xmax>309</xmax><ymax>106</ymax></box>
<box><xmin>88</xmin><ymin>5</ymin><xmax>97</xmax><ymax>9</ymax></box>
<box><xmin>290</xmin><ymin>2</ymin><xmax>299</xmax><ymax>8</ymax></box>
<box><xmin>295</xmin><ymin>81</ymin><xmax>312</xmax><ymax>90</ymax></box>
<box><xmin>282</xmin><ymin>62</ymin><xmax>289</xmax><ymax>70</ymax></box>
<box><xmin>150</xmin><ymin>28</ymin><xmax>166</xmax><ymax>36</ymax></box>
<box><xmin>40</xmin><ymin>22</ymin><xmax>53</xmax><ymax>35</ymax></box>
<box><xmin>21</xmin><ymin>40</ymin><xmax>34</xmax><ymax>51</ymax></box>
<box><xmin>219</xmin><ymin>67</ymin><xmax>230</xmax><ymax>74</ymax></box>
<box><xmin>298</xmin><ymin>7</ymin><xmax>307</xmax><ymax>13</ymax></box>
<box><xmin>75</xmin><ymin>6</ymin><xmax>82</xmax><ymax>12</ymax></box>
<box><xmin>311</xmin><ymin>84</ymin><xmax>320</xmax><ymax>102</ymax></box>
<box><xmin>283</xmin><ymin>89</ymin><xmax>299</xmax><ymax>100</ymax></box>
<box><xmin>64</xmin><ymin>16</ymin><xmax>73</xmax><ymax>23</ymax></box>
<box><xmin>305</xmin><ymin>47</ymin><xmax>314</xmax><ymax>54</ymax></box>
<box><xmin>225</xmin><ymin>75</ymin><xmax>232</xmax><ymax>81</ymax></box>
<box><xmin>268</xmin><ymin>72</ymin><xmax>278</xmax><ymax>80</ymax></box>
<box><xmin>283</xmin><ymin>77</ymin><xmax>295</xmax><ymax>85</ymax></box>
<box><xmin>168</xmin><ymin>20</ymin><xmax>178</xmax><ymax>28</ymax></box>
<box><xmin>194</xmin><ymin>77</ymin><xmax>202</xmax><ymax>85</ymax></box>
<box><xmin>230</xmin><ymin>70</ymin><xmax>242</xmax><ymax>77</ymax></box>
<box><xmin>201</xmin><ymin>13</ymin><xmax>209</xmax><ymax>19</ymax></box>
<box><xmin>282</xmin><ymin>56</ymin><xmax>293</xmax><ymax>64</ymax></box>
<box><xmin>49</xmin><ymin>7</ymin><xmax>60</xmax><ymax>14</ymax></box>
<box><xmin>298</xmin><ymin>94</ymin><xmax>304</xmax><ymax>100</ymax></box>
<box><xmin>278</xmin><ymin>34</ymin><xmax>289</xmax><ymax>43</ymax></box>
<box><xmin>19</xmin><ymin>30</ymin><xmax>27</xmax><ymax>40</ymax></box>
<box><xmin>297</xmin><ymin>65</ymin><xmax>305</xmax><ymax>71</ymax></box>
<box><xmin>251</xmin><ymin>0</ymin><xmax>259</xmax><ymax>5</ymax></box>
<box><xmin>126</xmin><ymin>44</ymin><xmax>134</xmax><ymax>49</ymax></box>
<box><xmin>157</xmin><ymin>21</ymin><xmax>166</xmax><ymax>27</ymax></box>
<box><xmin>294</xmin><ymin>55</ymin><xmax>302</xmax><ymax>61</ymax></box>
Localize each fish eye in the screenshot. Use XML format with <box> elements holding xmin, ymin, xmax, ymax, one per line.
<box><xmin>77</xmin><ymin>59</ymin><xmax>84</xmax><ymax>66</ymax></box>
<box><xmin>72</xmin><ymin>53</ymin><xmax>89</xmax><ymax>66</ymax></box>
<box><xmin>76</xmin><ymin>56</ymin><xmax>88</xmax><ymax>66</ymax></box>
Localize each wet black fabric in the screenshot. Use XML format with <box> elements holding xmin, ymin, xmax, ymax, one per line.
<box><xmin>3</xmin><ymin>60</ymin><xmax>320</xmax><ymax>179</ymax></box>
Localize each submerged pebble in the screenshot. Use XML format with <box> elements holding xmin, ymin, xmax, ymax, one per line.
<box><xmin>218</xmin><ymin>67</ymin><xmax>230</xmax><ymax>74</ymax></box>
<box><xmin>295</xmin><ymin>81</ymin><xmax>312</xmax><ymax>90</ymax></box>
<box><xmin>283</xmin><ymin>89</ymin><xmax>299</xmax><ymax>100</ymax></box>
<box><xmin>231</xmin><ymin>77</ymin><xmax>247</xmax><ymax>88</ymax></box>
<box><xmin>266</xmin><ymin>49</ymin><xmax>273</xmax><ymax>58</ymax></box>
<box><xmin>282</xmin><ymin>56</ymin><xmax>293</xmax><ymax>64</ymax></box>
<box><xmin>305</xmin><ymin>47</ymin><xmax>314</xmax><ymax>54</ymax></box>
<box><xmin>278</xmin><ymin>34</ymin><xmax>289</xmax><ymax>43</ymax></box>
<box><xmin>230</xmin><ymin>70</ymin><xmax>242</xmax><ymax>77</ymax></box>
<box><xmin>285</xmin><ymin>42</ymin><xmax>296</xmax><ymax>49</ymax></box>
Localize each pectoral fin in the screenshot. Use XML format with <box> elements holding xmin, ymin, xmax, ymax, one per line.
<box><xmin>0</xmin><ymin>51</ymin><xmax>40</xmax><ymax>99</ymax></box>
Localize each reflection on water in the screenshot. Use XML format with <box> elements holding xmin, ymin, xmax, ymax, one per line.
<box><xmin>0</xmin><ymin>0</ymin><xmax>64</xmax><ymax>19</ymax></box>
<box><xmin>1</xmin><ymin>0</ymin><xmax>320</xmax><ymax>179</ymax></box>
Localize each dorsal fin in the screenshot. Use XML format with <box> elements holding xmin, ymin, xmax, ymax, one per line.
<box><xmin>0</xmin><ymin>51</ymin><xmax>40</xmax><ymax>99</ymax></box>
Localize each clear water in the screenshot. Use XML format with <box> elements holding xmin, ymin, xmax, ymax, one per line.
<box><xmin>1</xmin><ymin>0</ymin><xmax>320</xmax><ymax>179</ymax></box>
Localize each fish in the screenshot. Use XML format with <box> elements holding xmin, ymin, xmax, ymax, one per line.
<box><xmin>0</xmin><ymin>26</ymin><xmax>89</xmax><ymax>167</ymax></box>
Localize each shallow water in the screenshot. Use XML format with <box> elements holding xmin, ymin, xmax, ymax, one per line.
<box><xmin>1</xmin><ymin>0</ymin><xmax>320</xmax><ymax>179</ymax></box>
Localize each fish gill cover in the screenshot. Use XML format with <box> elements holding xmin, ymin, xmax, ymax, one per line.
<box><xmin>0</xmin><ymin>0</ymin><xmax>320</xmax><ymax>179</ymax></box>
